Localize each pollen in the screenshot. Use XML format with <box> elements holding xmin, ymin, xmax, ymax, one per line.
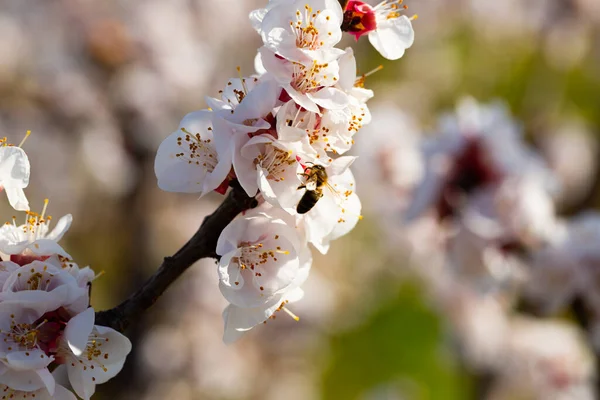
<box><xmin>176</xmin><ymin>127</ymin><xmax>218</xmax><ymax>171</ymax></box>
<box><xmin>255</xmin><ymin>144</ymin><xmax>297</xmax><ymax>183</ymax></box>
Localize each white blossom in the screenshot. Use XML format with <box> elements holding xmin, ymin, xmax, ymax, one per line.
<box><xmin>234</xmin><ymin>134</ymin><xmax>304</xmax><ymax>209</ymax></box>
<box><xmin>216</xmin><ymin>208</ymin><xmax>306</xmax><ymax>309</ymax></box>
<box><xmin>57</xmin><ymin>308</ymin><xmax>132</xmax><ymax>400</ymax></box>
<box><xmin>259</xmin><ymin>46</ymin><xmax>347</xmax><ymax>114</ymax></box>
<box><xmin>0</xmin><ymin>259</ymin><xmax>88</xmax><ymax>315</ymax></box>
<box><xmin>0</xmin><ymin>201</ymin><xmax>72</xmax><ymax>260</ymax></box>
<box><xmin>154</xmin><ymin>110</ymin><xmax>233</xmax><ymax>196</ymax></box>
<box><xmin>257</xmin><ymin>0</ymin><xmax>344</xmax><ymax>61</ymax></box>
<box><xmin>222</xmin><ymin>245</ymin><xmax>311</xmax><ymax>343</ymax></box>
<box><xmin>341</xmin><ymin>0</ymin><xmax>415</xmax><ymax>60</ymax></box>
<box><xmin>207</xmin><ymin>77</ymin><xmax>279</xmax><ymax>136</ymax></box>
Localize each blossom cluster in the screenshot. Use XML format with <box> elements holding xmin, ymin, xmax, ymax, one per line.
<box><xmin>358</xmin><ymin>98</ymin><xmax>599</xmax><ymax>397</ymax></box>
<box><xmin>0</xmin><ymin>137</ymin><xmax>131</xmax><ymax>399</ymax></box>
<box><xmin>154</xmin><ymin>0</ymin><xmax>415</xmax><ymax>342</ymax></box>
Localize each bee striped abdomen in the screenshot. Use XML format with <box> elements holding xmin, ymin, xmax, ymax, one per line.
<box><xmin>297</xmin><ymin>189</ymin><xmax>323</xmax><ymax>214</ymax></box>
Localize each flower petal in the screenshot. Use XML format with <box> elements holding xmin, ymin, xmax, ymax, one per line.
<box><xmin>65</xmin><ymin>308</ymin><xmax>95</xmax><ymax>357</ymax></box>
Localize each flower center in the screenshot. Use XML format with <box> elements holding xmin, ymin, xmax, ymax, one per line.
<box><xmin>254</xmin><ymin>145</ymin><xmax>296</xmax><ymax>182</ymax></box>
<box><xmin>231</xmin><ymin>236</ymin><xmax>290</xmax><ymax>290</ymax></box>
<box><xmin>0</xmin><ymin>130</ymin><xmax>31</xmax><ymax>148</ymax></box>
<box><xmin>17</xmin><ymin>198</ymin><xmax>52</xmax><ymax>242</ymax></box>
<box><xmin>436</xmin><ymin>138</ymin><xmax>502</xmax><ymax>220</ymax></box>
<box><xmin>341</xmin><ymin>0</ymin><xmax>377</xmax><ymax>39</ymax></box>
<box><xmin>290</xmin><ymin>59</ymin><xmax>334</xmax><ymax>94</ymax></box>
<box><xmin>1</xmin><ymin>316</ymin><xmax>47</xmax><ymax>351</ymax></box>
<box><xmin>290</xmin><ymin>5</ymin><xmax>326</xmax><ymax>50</ymax></box>
<box><xmin>176</xmin><ymin>127</ymin><xmax>218</xmax><ymax>172</ymax></box>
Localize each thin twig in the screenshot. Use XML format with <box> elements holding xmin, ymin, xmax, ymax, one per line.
<box><xmin>94</xmin><ymin>183</ymin><xmax>257</xmax><ymax>332</ymax></box>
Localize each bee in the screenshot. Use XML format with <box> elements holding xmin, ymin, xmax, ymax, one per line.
<box><xmin>297</xmin><ymin>164</ymin><xmax>328</xmax><ymax>214</ymax></box>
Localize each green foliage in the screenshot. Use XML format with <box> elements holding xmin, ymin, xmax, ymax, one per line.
<box><xmin>321</xmin><ymin>283</ymin><xmax>471</xmax><ymax>400</ymax></box>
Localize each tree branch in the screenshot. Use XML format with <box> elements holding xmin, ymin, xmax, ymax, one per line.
<box><xmin>94</xmin><ymin>183</ymin><xmax>257</xmax><ymax>332</ymax></box>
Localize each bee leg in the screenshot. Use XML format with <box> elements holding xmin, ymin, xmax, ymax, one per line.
<box><xmin>297</xmin><ymin>185</ymin><xmax>306</xmax><ymax>190</ymax></box>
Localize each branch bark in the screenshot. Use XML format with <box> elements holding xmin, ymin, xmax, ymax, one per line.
<box><xmin>94</xmin><ymin>183</ymin><xmax>257</xmax><ymax>332</ymax></box>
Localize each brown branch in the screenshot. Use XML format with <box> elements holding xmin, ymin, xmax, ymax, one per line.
<box><xmin>94</xmin><ymin>183</ymin><xmax>257</xmax><ymax>332</ymax></box>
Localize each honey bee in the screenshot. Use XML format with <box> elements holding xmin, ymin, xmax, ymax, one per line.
<box><xmin>297</xmin><ymin>164</ymin><xmax>328</xmax><ymax>214</ymax></box>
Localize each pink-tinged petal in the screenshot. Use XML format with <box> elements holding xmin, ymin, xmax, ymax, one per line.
<box><xmin>65</xmin><ymin>308</ymin><xmax>95</xmax><ymax>357</ymax></box>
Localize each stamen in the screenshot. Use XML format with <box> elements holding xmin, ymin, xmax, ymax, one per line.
<box><xmin>282</xmin><ymin>306</ymin><xmax>300</xmax><ymax>321</ymax></box>
<box><xmin>362</xmin><ymin>65</ymin><xmax>384</xmax><ymax>78</ymax></box>
<box><xmin>40</xmin><ymin>198</ymin><xmax>49</xmax><ymax>220</ymax></box>
<box><xmin>92</xmin><ymin>270</ymin><xmax>106</xmax><ymax>281</ymax></box>
<box><xmin>18</xmin><ymin>130</ymin><xmax>31</xmax><ymax>148</ymax></box>
<box><xmin>236</xmin><ymin>66</ymin><xmax>249</xmax><ymax>95</ymax></box>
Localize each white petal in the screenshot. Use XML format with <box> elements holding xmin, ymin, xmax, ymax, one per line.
<box><xmin>65</xmin><ymin>308</ymin><xmax>95</xmax><ymax>357</ymax></box>
<box><xmin>27</xmin><ymin>239</ymin><xmax>71</xmax><ymax>258</ymax></box>
<box><xmin>310</xmin><ymin>87</ymin><xmax>349</xmax><ymax>110</ymax></box>
<box><xmin>230</xmin><ymin>80</ymin><xmax>279</xmax><ymax>125</ymax></box>
<box><xmin>5</xmin><ymin>187</ymin><xmax>29</xmax><ymax>211</ymax></box>
<box><xmin>286</xmin><ymin>86</ymin><xmax>320</xmax><ymax>114</ymax></box>
<box><xmin>0</xmin><ymin>146</ymin><xmax>30</xmax><ymax>188</ymax></box>
<box><xmin>6</xmin><ymin>350</ymin><xmax>53</xmax><ymax>371</ymax></box>
<box><xmin>67</xmin><ymin>362</ymin><xmax>95</xmax><ymax>400</ymax></box>
<box><xmin>0</xmin><ymin>367</ymin><xmax>53</xmax><ymax>392</ymax></box>
<box><xmin>45</xmin><ymin>214</ymin><xmax>72</xmax><ymax>241</ymax></box>
<box><xmin>327</xmin><ymin>156</ymin><xmax>356</xmax><ymax>176</ymax></box>
<box><xmin>368</xmin><ymin>16</ymin><xmax>415</xmax><ymax>60</ymax></box>
<box><xmin>54</xmin><ymin>384</ymin><xmax>78</xmax><ymax>400</ymax></box>
<box><xmin>337</xmin><ymin>47</ymin><xmax>357</xmax><ymax>92</ymax></box>
<box><xmin>222</xmin><ymin>298</ymin><xmax>282</xmax><ymax>344</ymax></box>
<box><xmin>154</xmin><ymin>131</ymin><xmax>208</xmax><ymax>193</ymax></box>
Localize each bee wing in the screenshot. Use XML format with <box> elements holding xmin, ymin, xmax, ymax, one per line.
<box><xmin>305</xmin><ymin>181</ymin><xmax>318</xmax><ymax>191</ymax></box>
<box><xmin>323</xmin><ymin>181</ymin><xmax>343</xmax><ymax>204</ymax></box>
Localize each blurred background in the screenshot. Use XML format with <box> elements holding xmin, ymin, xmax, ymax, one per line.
<box><xmin>1</xmin><ymin>0</ymin><xmax>599</xmax><ymax>399</ymax></box>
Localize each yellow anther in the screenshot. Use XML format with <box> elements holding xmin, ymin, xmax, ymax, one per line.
<box><xmin>18</xmin><ymin>130</ymin><xmax>31</xmax><ymax>148</ymax></box>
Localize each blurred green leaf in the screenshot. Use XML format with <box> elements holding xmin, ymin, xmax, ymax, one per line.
<box><xmin>321</xmin><ymin>283</ymin><xmax>471</xmax><ymax>400</ymax></box>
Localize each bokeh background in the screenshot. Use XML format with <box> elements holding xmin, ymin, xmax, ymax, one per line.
<box><xmin>1</xmin><ymin>0</ymin><xmax>599</xmax><ymax>399</ymax></box>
